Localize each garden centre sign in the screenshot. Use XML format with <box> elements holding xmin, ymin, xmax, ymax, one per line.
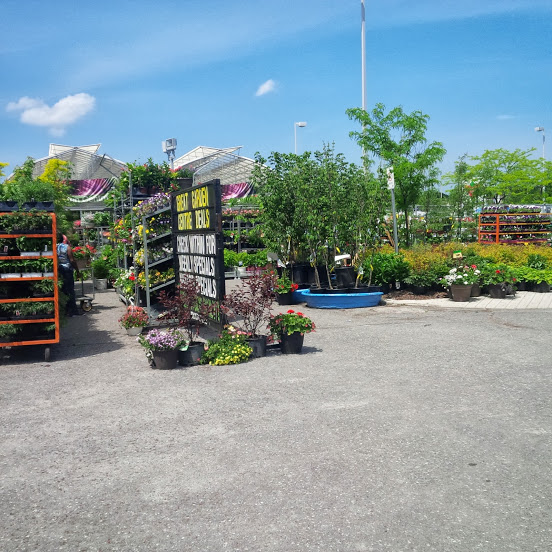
<box><xmin>172</xmin><ymin>179</ymin><xmax>225</xmax><ymax>324</ymax></box>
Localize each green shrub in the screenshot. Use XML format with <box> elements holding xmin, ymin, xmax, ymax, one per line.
<box><xmin>361</xmin><ymin>252</ymin><xmax>410</xmax><ymax>285</ymax></box>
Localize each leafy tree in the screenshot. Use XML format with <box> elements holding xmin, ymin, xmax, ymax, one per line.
<box><xmin>347</xmin><ymin>103</ymin><xmax>446</xmax><ymax>246</ymax></box>
<box><xmin>253</xmin><ymin>151</ymin><xmax>308</xmax><ymax>267</ymax></box>
<box><xmin>463</xmin><ymin>148</ymin><xmax>543</xmax><ymax>204</ymax></box>
<box><xmin>254</xmin><ymin>145</ymin><xmax>385</xmax><ymax>287</ymax></box>
<box><xmin>0</xmin><ymin>157</ymin><xmax>74</xmax><ymax>233</ymax></box>
<box><xmin>0</xmin><ymin>162</ymin><xmax>8</xmax><ymax>182</ymax></box>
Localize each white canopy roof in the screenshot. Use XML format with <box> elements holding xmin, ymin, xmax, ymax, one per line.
<box><xmin>32</xmin><ymin>144</ymin><xmax>126</xmax><ymax>180</ymax></box>
<box><xmin>174</xmin><ymin>146</ymin><xmax>257</xmax><ymax>189</ymax></box>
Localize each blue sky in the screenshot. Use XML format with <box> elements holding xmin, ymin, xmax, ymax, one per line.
<box><xmin>1</xmin><ymin>0</ymin><xmax>551</xmax><ymax>180</ymax></box>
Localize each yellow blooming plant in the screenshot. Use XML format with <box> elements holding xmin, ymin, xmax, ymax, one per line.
<box><xmin>200</xmin><ymin>325</ymin><xmax>253</xmax><ymax>366</ymax></box>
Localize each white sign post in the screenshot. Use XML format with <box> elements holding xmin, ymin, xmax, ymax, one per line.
<box><xmin>386</xmin><ymin>167</ymin><xmax>399</xmax><ymax>254</ymax></box>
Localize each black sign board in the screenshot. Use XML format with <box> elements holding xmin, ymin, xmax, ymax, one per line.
<box><xmin>171</xmin><ymin>179</ymin><xmax>225</xmax><ymax>327</ymax></box>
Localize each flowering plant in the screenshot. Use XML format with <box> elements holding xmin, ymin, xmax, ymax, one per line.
<box><xmin>480</xmin><ymin>264</ymin><xmax>516</xmax><ymax>285</ymax></box>
<box><xmin>114</xmin><ymin>267</ymin><xmax>136</xmax><ymax>298</ymax></box>
<box><xmin>118</xmin><ymin>306</ymin><xmax>149</xmax><ymax>329</ymax></box>
<box><xmin>274</xmin><ymin>273</ymin><xmax>299</xmax><ymax>294</ymax></box>
<box><xmin>201</xmin><ymin>325</ymin><xmax>252</xmax><ymax>366</ymax></box>
<box><xmin>133</xmin><ymin>193</ymin><xmax>171</xmax><ymax>218</ymax></box>
<box><xmin>137</xmin><ymin>327</ymin><xmax>187</xmax><ymax>352</ymax></box>
<box><xmin>439</xmin><ymin>265</ymin><xmax>481</xmax><ymax>288</ymax></box>
<box><xmin>113</xmin><ymin>217</ymin><xmax>132</xmax><ymax>244</ymax></box>
<box><xmin>72</xmin><ymin>244</ymin><xmax>96</xmax><ymax>260</ymax></box>
<box><xmin>268</xmin><ymin>309</ymin><xmax>316</xmax><ymax>337</ymax></box>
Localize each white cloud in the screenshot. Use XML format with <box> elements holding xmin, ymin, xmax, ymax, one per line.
<box><xmin>496</xmin><ymin>114</ymin><xmax>516</xmax><ymax>120</ymax></box>
<box><xmin>255</xmin><ymin>79</ymin><xmax>277</xmax><ymax>97</ymax></box>
<box><xmin>6</xmin><ymin>93</ymin><xmax>95</xmax><ymax>135</ymax></box>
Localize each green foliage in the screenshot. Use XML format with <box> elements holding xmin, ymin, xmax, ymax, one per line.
<box><xmin>527</xmin><ymin>254</ymin><xmax>548</xmax><ymax>270</ymax></box>
<box><xmin>0</xmin><ymin>158</ymin><xmax>73</xmax><ymax>234</ymax></box>
<box><xmin>513</xmin><ymin>266</ymin><xmax>552</xmax><ymax>284</ymax></box>
<box><xmin>254</xmin><ymin>144</ymin><xmax>384</xmax><ymax>289</ymax></box>
<box><xmin>0</xmin><ymin>323</ymin><xmax>19</xmax><ymax>338</ymax></box>
<box><xmin>268</xmin><ymin>309</ymin><xmax>316</xmax><ymax>337</ymax></box>
<box><xmin>347</xmin><ymin>103</ymin><xmax>446</xmax><ymax>246</ymax></box>
<box><xmin>91</xmin><ymin>258</ymin><xmax>110</xmax><ymax>279</ymax></box>
<box><xmin>201</xmin><ymin>326</ymin><xmax>252</xmax><ymax>366</ymax></box>
<box><xmin>405</xmin><ymin>262</ymin><xmax>449</xmax><ymax>287</ymax></box>
<box><xmin>480</xmin><ymin>263</ymin><xmax>516</xmax><ymax>285</ymax></box>
<box><xmin>361</xmin><ymin>252</ymin><xmax>410</xmax><ymax>285</ymax></box>
<box><xmin>223</xmin><ymin>248</ymin><xmax>238</xmax><ymax>269</ymax></box>
<box><xmin>459</xmin><ymin>148</ymin><xmax>544</xmax><ymax>205</ymax></box>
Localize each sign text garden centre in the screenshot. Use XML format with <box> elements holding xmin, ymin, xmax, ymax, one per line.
<box><xmin>172</xmin><ymin>179</ymin><xmax>225</xmax><ymax>324</ymax></box>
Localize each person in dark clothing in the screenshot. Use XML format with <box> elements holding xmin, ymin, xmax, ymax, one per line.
<box><xmin>56</xmin><ymin>232</ymin><xmax>81</xmax><ymax>316</ymax></box>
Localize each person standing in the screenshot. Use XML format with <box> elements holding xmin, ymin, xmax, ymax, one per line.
<box><xmin>56</xmin><ymin>232</ymin><xmax>81</xmax><ymax>316</ymax></box>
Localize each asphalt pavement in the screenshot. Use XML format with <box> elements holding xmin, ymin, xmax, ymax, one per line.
<box><xmin>1</xmin><ymin>286</ymin><xmax>551</xmax><ymax>551</ymax></box>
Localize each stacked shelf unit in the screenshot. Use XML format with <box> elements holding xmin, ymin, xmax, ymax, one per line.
<box><xmin>0</xmin><ymin>210</ymin><xmax>59</xmax><ymax>361</ymax></box>
<box><xmin>137</xmin><ymin>206</ymin><xmax>175</xmax><ymax>317</ymax></box>
<box><xmin>478</xmin><ymin>212</ymin><xmax>552</xmax><ymax>244</ymax></box>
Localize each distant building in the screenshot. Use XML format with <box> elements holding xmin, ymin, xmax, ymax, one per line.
<box><xmin>32</xmin><ymin>144</ymin><xmax>126</xmax><ymax>209</ymax></box>
<box><xmin>173</xmin><ymin>146</ymin><xmax>258</xmax><ymax>200</ymax></box>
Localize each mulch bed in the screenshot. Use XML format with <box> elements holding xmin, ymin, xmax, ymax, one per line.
<box><xmin>384</xmin><ymin>289</ymin><xmax>448</xmax><ymax>300</ymax></box>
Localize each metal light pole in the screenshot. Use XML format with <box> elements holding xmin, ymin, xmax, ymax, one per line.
<box><xmin>535</xmin><ymin>127</ymin><xmax>546</xmax><ymax>202</ymax></box>
<box><xmin>535</xmin><ymin>126</ymin><xmax>545</xmax><ymax>159</ymax></box>
<box><xmin>294</xmin><ymin>122</ymin><xmax>307</xmax><ymax>154</ymax></box>
<box><xmin>386</xmin><ymin>167</ymin><xmax>399</xmax><ymax>254</ymax></box>
<box><xmin>361</xmin><ymin>0</ymin><xmax>367</xmax><ymax>113</ymax></box>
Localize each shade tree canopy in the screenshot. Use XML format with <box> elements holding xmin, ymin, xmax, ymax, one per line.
<box><xmin>347</xmin><ymin>103</ymin><xmax>446</xmax><ymax>246</ymax></box>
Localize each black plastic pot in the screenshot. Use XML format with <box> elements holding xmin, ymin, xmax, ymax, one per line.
<box><xmin>334</xmin><ymin>267</ymin><xmax>356</xmax><ymax>288</ymax></box>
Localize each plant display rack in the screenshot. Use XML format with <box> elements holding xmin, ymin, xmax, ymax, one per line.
<box><xmin>137</xmin><ymin>205</ymin><xmax>175</xmax><ymax>319</ymax></box>
<box><xmin>0</xmin><ymin>210</ymin><xmax>59</xmax><ymax>361</ymax></box>
<box><xmin>478</xmin><ymin>212</ymin><xmax>552</xmax><ymax>244</ymax></box>
<box><xmin>222</xmin><ymin>205</ymin><xmax>263</xmax><ymax>253</ymax></box>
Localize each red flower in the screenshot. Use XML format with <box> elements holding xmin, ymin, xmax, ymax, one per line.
<box><xmin>286</xmin><ymin>309</ymin><xmax>295</xmax><ymax>314</ymax></box>
<box><xmin>296</xmin><ymin>312</ymin><xmax>304</xmax><ymax>317</ymax></box>
<box><xmin>495</xmin><ymin>270</ymin><xmax>501</xmax><ymax>274</ymax></box>
<box><xmin>129</xmin><ymin>274</ymin><xmax>136</xmax><ymax>281</ymax></box>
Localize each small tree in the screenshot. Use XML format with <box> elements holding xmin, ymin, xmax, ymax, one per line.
<box><xmin>347</xmin><ymin>103</ymin><xmax>446</xmax><ymax>247</ymax></box>
<box><xmin>222</xmin><ymin>272</ymin><xmax>277</xmax><ymax>337</ymax></box>
<box><xmin>158</xmin><ymin>275</ymin><xmax>216</xmax><ymax>343</ymax></box>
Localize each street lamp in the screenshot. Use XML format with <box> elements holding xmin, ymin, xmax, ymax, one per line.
<box><xmin>294</xmin><ymin>122</ymin><xmax>307</xmax><ymax>154</ymax></box>
<box><xmin>535</xmin><ymin>126</ymin><xmax>545</xmax><ymax>159</ymax></box>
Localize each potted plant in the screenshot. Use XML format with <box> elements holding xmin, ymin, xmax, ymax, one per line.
<box><xmin>361</xmin><ymin>252</ymin><xmax>410</xmax><ymax>294</ymax></box>
<box><xmin>439</xmin><ymin>265</ymin><xmax>481</xmax><ymax>302</ymax></box>
<box><xmin>72</xmin><ymin>244</ymin><xmax>96</xmax><ymax>269</ymax></box>
<box><xmin>480</xmin><ymin>264</ymin><xmax>516</xmax><ymax>298</ymax></box>
<box><xmin>93</xmin><ymin>211</ymin><xmax>111</xmax><ymax>227</ymax></box>
<box><xmin>118</xmin><ymin>306</ymin><xmax>149</xmax><ymax>335</ymax></box>
<box><xmin>137</xmin><ymin>327</ymin><xmax>187</xmax><ymax>369</ymax></box>
<box><xmin>268</xmin><ymin>309</ymin><xmax>316</xmax><ymax>354</ymax></box>
<box><xmin>274</xmin><ymin>273</ymin><xmax>299</xmax><ymax>305</ymax></box>
<box><xmin>201</xmin><ymin>325</ymin><xmax>253</xmax><ymax>365</ymax></box>
<box><xmin>157</xmin><ymin>274</ymin><xmax>216</xmax><ymax>366</ymax></box>
<box><xmin>91</xmin><ymin>258</ymin><xmax>110</xmax><ymax>289</ymax></box>
<box><xmin>30</xmin><ymin>279</ymin><xmax>55</xmax><ymax>297</ymax></box>
<box><xmin>221</xmin><ymin>271</ymin><xmax>277</xmax><ymax>357</ymax></box>
<box><xmin>0</xmin><ymin>323</ymin><xmax>19</xmax><ymax>342</ymax></box>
